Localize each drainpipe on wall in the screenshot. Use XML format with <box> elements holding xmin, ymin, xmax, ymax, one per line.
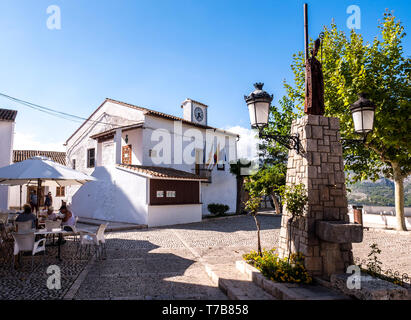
<box><xmin>114</xmin><ymin>128</ymin><xmax>122</xmax><ymax>164</ymax></box>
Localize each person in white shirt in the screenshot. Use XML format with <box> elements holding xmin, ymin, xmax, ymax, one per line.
<box><xmin>59</xmin><ymin>205</ymin><xmax>76</xmax><ymax>227</ymax></box>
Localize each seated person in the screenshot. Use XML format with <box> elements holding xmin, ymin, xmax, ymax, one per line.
<box><xmin>15</xmin><ymin>204</ymin><xmax>37</xmax><ymax>229</ymax></box>
<box><xmin>59</xmin><ymin>204</ymin><xmax>76</xmax><ymax>230</ymax></box>
<box><xmin>39</xmin><ymin>206</ymin><xmax>57</xmax><ymax>222</ymax></box>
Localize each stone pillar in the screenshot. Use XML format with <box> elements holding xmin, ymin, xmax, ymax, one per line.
<box><xmin>278</xmin><ymin>115</ymin><xmax>355</xmax><ymax>280</ymax></box>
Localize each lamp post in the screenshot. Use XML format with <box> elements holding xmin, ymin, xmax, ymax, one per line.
<box><xmin>343</xmin><ymin>92</ymin><xmax>376</xmax><ymax>145</ymax></box>
<box><xmin>244</xmin><ymin>83</ymin><xmax>302</xmax><ymax>154</ymax></box>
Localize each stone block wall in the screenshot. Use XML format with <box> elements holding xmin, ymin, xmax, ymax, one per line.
<box><xmin>278</xmin><ymin>115</ymin><xmax>354</xmax><ymax>279</ymax></box>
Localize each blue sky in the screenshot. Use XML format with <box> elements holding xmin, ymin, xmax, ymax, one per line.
<box><xmin>0</xmin><ymin>0</ymin><xmax>410</xmax><ymax>151</ymax></box>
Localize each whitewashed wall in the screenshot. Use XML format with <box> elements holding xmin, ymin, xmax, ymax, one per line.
<box><xmin>348</xmin><ymin>212</ymin><xmax>411</xmax><ymax>229</ymax></box>
<box><xmin>71</xmin><ymin>166</ymin><xmax>148</xmax><ymax>224</ymax></box>
<box><xmin>66</xmin><ymin>101</ymin><xmax>145</xmax><ymax>204</ymax></box>
<box><xmin>65</xmin><ymin>100</ymin><xmax>239</xmax><ymax>222</ymax></box>
<box><xmin>65</xmin><ymin>101</ymin><xmax>145</xmax><ymax>176</ymax></box>
<box><xmin>142</xmin><ymin>115</ymin><xmax>238</xmax><ymax>215</ymax></box>
<box><xmin>147</xmin><ymin>204</ymin><xmax>202</xmax><ymax>227</ymax></box>
<box><xmin>0</xmin><ymin>121</ymin><xmax>14</xmax><ymax>209</ymax></box>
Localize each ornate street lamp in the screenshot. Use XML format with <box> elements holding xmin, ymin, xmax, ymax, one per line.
<box><xmin>244</xmin><ymin>82</ymin><xmax>273</xmax><ymax>130</ymax></box>
<box><xmin>244</xmin><ymin>82</ymin><xmax>302</xmax><ymax>154</ymax></box>
<box><xmin>350</xmin><ymin>92</ymin><xmax>376</xmax><ymax>136</ymax></box>
<box><xmin>343</xmin><ymin>93</ymin><xmax>376</xmax><ymax>146</ymax></box>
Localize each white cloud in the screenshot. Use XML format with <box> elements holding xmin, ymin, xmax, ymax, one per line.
<box><xmin>13</xmin><ymin>131</ymin><xmax>65</xmax><ymax>152</ymax></box>
<box><xmin>225</xmin><ymin>126</ymin><xmax>260</xmax><ymax>160</ymax></box>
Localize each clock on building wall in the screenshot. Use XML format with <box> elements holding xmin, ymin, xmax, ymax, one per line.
<box><xmin>181</xmin><ymin>99</ymin><xmax>208</xmax><ymax>125</ymax></box>
<box><xmin>194</xmin><ymin>107</ymin><xmax>204</xmax><ymax>122</ymax></box>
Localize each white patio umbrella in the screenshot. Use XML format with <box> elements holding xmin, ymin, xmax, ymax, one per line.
<box><xmin>0</xmin><ymin>156</ymin><xmax>96</xmax><ymax>210</ymax></box>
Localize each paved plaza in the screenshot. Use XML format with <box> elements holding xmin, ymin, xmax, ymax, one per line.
<box><xmin>1</xmin><ymin>214</ymin><xmax>410</xmax><ymax>300</ymax></box>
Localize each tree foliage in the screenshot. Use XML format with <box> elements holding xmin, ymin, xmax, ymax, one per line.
<box><xmin>283</xmin><ymin>10</ymin><xmax>410</xmax><ymax>230</ymax></box>
<box><xmin>244</xmin><ymin>96</ymin><xmax>297</xmax><ymax>211</ymax></box>
<box><xmin>285</xmin><ymin>11</ymin><xmax>411</xmax><ymax>182</ymax></box>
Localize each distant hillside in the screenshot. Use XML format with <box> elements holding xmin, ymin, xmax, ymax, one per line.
<box><xmin>347</xmin><ymin>177</ymin><xmax>411</xmax><ymax>207</ymax></box>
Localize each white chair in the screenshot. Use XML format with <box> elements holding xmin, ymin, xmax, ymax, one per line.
<box><xmin>77</xmin><ymin>224</ymin><xmax>108</xmax><ymax>260</ymax></box>
<box><xmin>15</xmin><ymin>220</ymin><xmax>34</xmax><ymax>233</ymax></box>
<box><xmin>62</xmin><ymin>216</ymin><xmax>79</xmax><ymax>242</ymax></box>
<box><xmin>12</xmin><ymin>232</ymin><xmax>46</xmax><ymax>269</ymax></box>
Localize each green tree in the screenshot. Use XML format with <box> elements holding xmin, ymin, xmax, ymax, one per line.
<box><xmin>245</xmin><ymin>165</ymin><xmax>286</xmax><ymax>214</ymax></box>
<box><xmin>244</xmin><ymin>188</ymin><xmax>264</xmax><ymax>256</ymax></box>
<box><xmin>284</xmin><ymin>11</ymin><xmax>411</xmax><ymax>230</ymax></box>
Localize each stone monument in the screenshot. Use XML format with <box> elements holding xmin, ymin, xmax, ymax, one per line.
<box><xmin>277</xmin><ymin>114</ymin><xmax>363</xmax><ymax>280</ymax></box>
<box><xmin>277</xmin><ymin>16</ymin><xmax>362</xmax><ymax>280</ymax></box>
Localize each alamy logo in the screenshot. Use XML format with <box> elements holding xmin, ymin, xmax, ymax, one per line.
<box><xmin>346</xmin><ymin>265</ymin><xmax>361</xmax><ymax>289</ymax></box>
<box><xmin>346</xmin><ymin>5</ymin><xmax>361</xmax><ymax>30</ymax></box>
<box><xmin>46</xmin><ymin>265</ymin><xmax>61</xmax><ymax>290</ymax></box>
<box><xmin>46</xmin><ymin>5</ymin><xmax>61</xmax><ymax>30</ymax></box>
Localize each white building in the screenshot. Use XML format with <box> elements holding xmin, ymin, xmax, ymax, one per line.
<box><xmin>0</xmin><ymin>108</ymin><xmax>17</xmax><ymax>210</ymax></box>
<box><xmin>65</xmin><ymin>98</ymin><xmax>239</xmax><ymax>227</ymax></box>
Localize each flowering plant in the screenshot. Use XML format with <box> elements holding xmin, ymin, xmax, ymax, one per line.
<box><xmin>243</xmin><ymin>248</ymin><xmax>312</xmax><ymax>284</ymax></box>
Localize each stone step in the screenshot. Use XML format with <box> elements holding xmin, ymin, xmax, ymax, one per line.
<box><xmin>204</xmin><ymin>263</ymin><xmax>277</xmax><ymax>300</ymax></box>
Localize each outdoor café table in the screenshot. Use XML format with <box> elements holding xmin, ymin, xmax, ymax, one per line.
<box><xmin>35</xmin><ymin>228</ymin><xmax>69</xmax><ymax>261</ymax></box>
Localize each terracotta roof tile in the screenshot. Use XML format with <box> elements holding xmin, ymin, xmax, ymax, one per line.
<box><xmin>0</xmin><ymin>108</ymin><xmax>17</xmax><ymax>121</ymax></box>
<box><xmin>117</xmin><ymin>164</ymin><xmax>208</xmax><ymax>181</ymax></box>
<box><xmin>13</xmin><ymin>150</ymin><xmax>66</xmax><ymax>165</ymax></box>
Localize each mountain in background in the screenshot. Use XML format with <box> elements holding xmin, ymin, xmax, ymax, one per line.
<box><xmin>347</xmin><ymin>177</ymin><xmax>411</xmax><ymax>207</ymax></box>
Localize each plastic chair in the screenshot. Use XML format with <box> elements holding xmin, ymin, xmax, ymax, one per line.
<box><xmin>12</xmin><ymin>232</ymin><xmax>46</xmax><ymax>270</ymax></box>
<box><xmin>45</xmin><ymin>220</ymin><xmax>61</xmax><ymax>244</ymax></box>
<box><xmin>62</xmin><ymin>216</ymin><xmax>79</xmax><ymax>242</ymax></box>
<box><xmin>77</xmin><ymin>224</ymin><xmax>108</xmax><ymax>260</ymax></box>
<box><xmin>15</xmin><ymin>220</ymin><xmax>34</xmax><ymax>233</ymax></box>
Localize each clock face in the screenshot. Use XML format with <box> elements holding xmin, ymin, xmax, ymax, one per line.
<box><xmin>194</xmin><ymin>107</ymin><xmax>204</xmax><ymax>122</ymax></box>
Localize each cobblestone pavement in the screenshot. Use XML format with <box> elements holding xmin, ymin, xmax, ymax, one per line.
<box><xmin>73</xmin><ymin>215</ymin><xmax>280</xmax><ymax>300</ymax></box>
<box><xmin>73</xmin><ymin>215</ymin><xmax>411</xmax><ymax>299</ymax></box>
<box><xmin>0</xmin><ymin>237</ymin><xmax>92</xmax><ymax>300</ymax></box>
<box><xmin>352</xmin><ymin>229</ymin><xmax>411</xmax><ymax>276</ymax></box>
<box><xmin>2</xmin><ymin>215</ymin><xmax>409</xmax><ymax>300</ymax></box>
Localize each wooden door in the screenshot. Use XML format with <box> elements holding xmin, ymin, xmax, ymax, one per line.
<box><xmin>27</xmin><ymin>186</ymin><xmax>45</xmax><ymax>206</ymax></box>
<box><xmin>122</xmin><ymin>145</ymin><xmax>132</xmax><ymax>164</ymax></box>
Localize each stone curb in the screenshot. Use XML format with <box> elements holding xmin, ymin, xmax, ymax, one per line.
<box><xmin>202</xmin><ymin>213</ymin><xmax>281</xmax><ymax>222</ymax></box>
<box><xmin>364</xmin><ymin>227</ymin><xmax>410</xmax><ymax>236</ymax></box>
<box><xmin>202</xmin><ymin>214</ymin><xmax>249</xmax><ymax>222</ymax></box>
<box><xmin>78</xmin><ymin>218</ymin><xmax>147</xmax><ymax>232</ymax></box>
<box><xmin>63</xmin><ymin>255</ymin><xmax>96</xmax><ymax>300</ymax></box>
<box><xmin>236</xmin><ymin>260</ymin><xmax>352</xmax><ymax>300</ymax></box>
<box><xmin>235</xmin><ymin>260</ymin><xmax>303</xmax><ymax>300</ymax></box>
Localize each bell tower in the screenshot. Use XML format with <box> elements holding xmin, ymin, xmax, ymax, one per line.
<box><xmin>181</xmin><ymin>98</ymin><xmax>208</xmax><ymax>126</ymax></box>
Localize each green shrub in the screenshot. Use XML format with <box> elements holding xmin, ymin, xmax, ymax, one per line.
<box><xmin>243</xmin><ymin>248</ymin><xmax>312</xmax><ymax>284</ymax></box>
<box><xmin>207</xmin><ymin>203</ymin><xmax>230</xmax><ymax>215</ymax></box>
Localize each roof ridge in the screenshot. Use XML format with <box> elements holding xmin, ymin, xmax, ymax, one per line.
<box><xmin>13</xmin><ymin>149</ymin><xmax>65</xmax><ymax>153</ymax></box>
